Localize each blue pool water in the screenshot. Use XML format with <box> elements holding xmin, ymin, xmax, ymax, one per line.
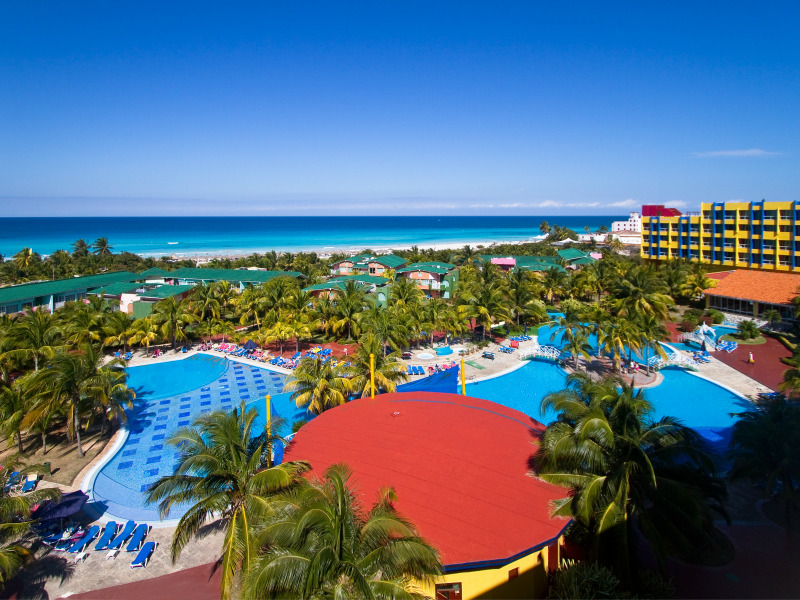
<box><xmin>91</xmin><ymin>354</ymin><xmax>307</xmax><ymax>522</ymax></box>
<box><xmin>467</xmin><ymin>361</ymin><xmax>748</xmax><ymax>437</ymax></box>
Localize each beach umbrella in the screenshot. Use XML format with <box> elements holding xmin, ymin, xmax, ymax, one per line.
<box><xmin>242</xmin><ymin>339</ymin><xmax>259</xmax><ymax>350</ymax></box>
<box><xmin>30</xmin><ymin>490</ymin><xmax>88</xmax><ymax>521</ymax></box>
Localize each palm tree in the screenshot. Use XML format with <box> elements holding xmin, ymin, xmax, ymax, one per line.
<box><xmin>761</xmin><ymin>308</ymin><xmax>782</xmax><ymax>330</ymax></box>
<box><xmin>145</xmin><ymin>403</ymin><xmax>310</xmax><ymax>600</ymax></box>
<box><xmin>92</xmin><ymin>237</ymin><xmax>113</xmax><ymax>257</ymax></box>
<box><xmin>13</xmin><ymin>248</ymin><xmax>38</xmax><ymax>272</ymax></box>
<box><xmin>737</xmin><ymin>319</ymin><xmax>760</xmax><ymax>341</ymax></box>
<box><xmin>0</xmin><ymin>385</ymin><xmax>28</xmax><ymax>454</ymax></box>
<box><xmin>102</xmin><ymin>311</ymin><xmax>136</xmax><ymax>353</ymax></box>
<box><xmin>455</xmin><ymin>244</ymin><xmax>478</xmax><ymax>266</ymax></box>
<box><xmin>0</xmin><ymin>458</ymin><xmax>60</xmax><ymax>592</ymax></box>
<box><xmin>611</xmin><ymin>265</ymin><xmax>673</xmax><ymax>321</ymax></box>
<box><xmin>535</xmin><ymin>372</ymin><xmax>727</xmax><ymax>586</ymax></box>
<box><xmin>331</xmin><ymin>281</ymin><xmax>368</xmax><ymax>341</ymax></box>
<box><xmin>190</xmin><ymin>283</ymin><xmax>222</xmax><ymax>326</ymax></box>
<box><xmin>729</xmin><ymin>396</ymin><xmax>800</xmax><ymax>525</ymax></box>
<box><xmin>729</xmin><ymin>396</ymin><xmax>800</xmax><ymax>526</ymax></box>
<box><xmin>260</xmin><ymin>320</ymin><xmax>295</xmax><ymax>355</ymax></box>
<box><xmin>388</xmin><ymin>278</ymin><xmax>424</xmax><ymax>307</ymax></box>
<box><xmin>25</xmin><ymin>345</ymin><xmax>133</xmax><ymax>457</ymax></box>
<box><xmin>129</xmin><ymin>317</ymin><xmax>159</xmax><ymax>355</ymax></box>
<box><xmin>541</xmin><ymin>268</ymin><xmax>568</xmax><ymax>304</ymax></box>
<box><xmin>596</xmin><ymin>317</ymin><xmax>629</xmax><ymax>372</ymax></box>
<box><xmin>4</xmin><ymin>309</ymin><xmax>62</xmax><ymax>371</ymax></box>
<box><xmin>150</xmin><ymin>296</ymin><xmax>196</xmax><ymax>350</ymax></box>
<box><xmin>507</xmin><ymin>270</ymin><xmax>545</xmax><ymax>326</ymax></box>
<box><xmin>236</xmin><ymin>286</ymin><xmax>265</xmax><ymax>330</ymax></box>
<box><xmin>71</xmin><ymin>238</ymin><xmax>90</xmax><ymax>259</ymax></box>
<box><xmin>457</xmin><ymin>281</ymin><xmax>511</xmax><ymax>341</ymax></box>
<box><xmin>682</xmin><ymin>272</ymin><xmax>716</xmax><ymax>302</ymax></box>
<box><xmin>539</xmin><ymin>221</ymin><xmax>551</xmax><ymax>236</ymax></box>
<box><xmin>244</xmin><ymin>463</ymin><xmax>442</xmax><ymax>599</ymax></box>
<box><xmin>348</xmin><ymin>333</ymin><xmax>408</xmax><ymax>397</ymax></box>
<box><xmin>562</xmin><ymin>327</ymin><xmax>593</xmax><ymax>371</ymax></box>
<box><xmin>637</xmin><ymin>314</ymin><xmax>669</xmax><ymax>374</ymax></box>
<box><xmin>358</xmin><ymin>304</ymin><xmax>407</xmax><ymax>355</ymax></box>
<box><xmin>284</xmin><ymin>358</ymin><xmax>351</xmax><ymax>415</ymax></box>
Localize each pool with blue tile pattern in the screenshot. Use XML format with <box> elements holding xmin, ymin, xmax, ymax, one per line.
<box><xmin>90</xmin><ymin>354</ymin><xmax>309</xmax><ymax>522</ymax></box>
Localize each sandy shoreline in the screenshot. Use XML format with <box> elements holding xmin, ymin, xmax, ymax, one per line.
<box><xmin>166</xmin><ymin>236</ymin><xmax>550</xmax><ymax>262</ymax></box>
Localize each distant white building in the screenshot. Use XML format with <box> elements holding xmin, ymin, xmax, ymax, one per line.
<box><xmin>576</xmin><ymin>212</ymin><xmax>642</xmax><ymax>245</ymax></box>
<box><xmin>611</xmin><ymin>212</ymin><xmax>641</xmax><ymax>233</ymax></box>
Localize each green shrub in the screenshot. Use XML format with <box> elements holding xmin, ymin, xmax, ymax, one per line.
<box><xmin>547</xmin><ymin>559</ymin><xmax>619</xmax><ymax>599</ymax></box>
<box><xmin>705</xmin><ymin>309</ymin><xmax>725</xmax><ymax>324</ymax></box>
<box><xmin>291</xmin><ymin>419</ymin><xmax>307</xmax><ymax>434</ymax></box>
<box><xmin>685</xmin><ymin>308</ymin><xmax>704</xmax><ymax>320</ymax></box>
<box><xmin>737</xmin><ymin>319</ymin><xmax>760</xmax><ymax>340</ymax></box>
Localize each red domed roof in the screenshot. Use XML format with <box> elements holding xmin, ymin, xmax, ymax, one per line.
<box><xmin>283</xmin><ymin>392</ymin><xmax>569</xmax><ymax>569</ymax></box>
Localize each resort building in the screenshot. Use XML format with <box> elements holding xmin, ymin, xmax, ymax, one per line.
<box><xmin>703</xmin><ymin>269</ymin><xmax>800</xmax><ymax>321</ymax></box>
<box><xmin>479</xmin><ymin>255</ymin><xmax>567</xmax><ymax>274</ymax></box>
<box><xmin>164</xmin><ymin>267</ymin><xmax>303</xmax><ymax>288</ymax></box>
<box><xmin>0</xmin><ymin>271</ymin><xmax>139</xmax><ymax>314</ymax></box>
<box><xmin>92</xmin><ymin>283</ymin><xmax>197</xmax><ymax>317</ymax></box>
<box><xmin>302</xmin><ymin>274</ymin><xmax>391</xmax><ymax>308</ymax></box>
<box><xmin>556</xmin><ymin>248</ymin><xmax>598</xmax><ymax>269</ymax></box>
<box><xmin>138</xmin><ymin>267</ymin><xmax>171</xmax><ymax>284</ymax></box>
<box><xmin>284</xmin><ymin>391</ymin><xmax>570</xmax><ymax>600</ymax></box>
<box><xmin>641</xmin><ymin>200</ymin><xmax>800</xmax><ymax>272</ymax></box>
<box><xmin>395</xmin><ymin>262</ymin><xmax>458</xmax><ymax>299</ymax></box>
<box><xmin>329</xmin><ymin>254</ymin><xmax>407</xmax><ymax>276</ymax></box>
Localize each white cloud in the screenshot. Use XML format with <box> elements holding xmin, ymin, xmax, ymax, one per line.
<box><xmin>469</xmin><ymin>203</ymin><xmax>495</xmax><ymax>208</ymax></box>
<box><xmin>692</xmin><ymin>148</ymin><xmax>780</xmax><ymax>158</ymax></box>
<box><xmin>498</xmin><ymin>202</ymin><xmax>524</xmax><ymax>208</ymax></box>
<box><xmin>536</xmin><ymin>200</ymin><xmax>562</xmax><ymax>208</ymax></box>
<box><xmin>609</xmin><ymin>199</ymin><xmax>637</xmax><ymax>208</ymax></box>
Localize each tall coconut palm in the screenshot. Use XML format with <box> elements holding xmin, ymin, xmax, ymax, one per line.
<box><xmin>611</xmin><ymin>265</ymin><xmax>673</xmax><ymax>321</ymax></box>
<box><xmin>358</xmin><ymin>304</ymin><xmax>407</xmax><ymax>356</ymax></box>
<box><xmin>457</xmin><ymin>282</ymin><xmax>511</xmax><ymax>341</ymax></box>
<box><xmin>284</xmin><ymin>358</ymin><xmax>351</xmax><ymax>415</ymax></box>
<box><xmin>244</xmin><ymin>463</ymin><xmax>442</xmax><ymax>599</ymax></box>
<box><xmin>535</xmin><ymin>372</ymin><xmax>728</xmax><ymax>586</ymax></box>
<box><xmin>71</xmin><ymin>238</ymin><xmax>90</xmax><ymax>259</ymax></box>
<box><xmin>596</xmin><ymin>318</ymin><xmax>629</xmax><ymax>372</ymax></box>
<box><xmin>12</xmin><ymin>248</ymin><xmax>38</xmax><ymax>272</ymax></box>
<box><xmin>682</xmin><ymin>272</ymin><xmax>716</xmax><ymax>302</ymax></box>
<box><xmin>507</xmin><ymin>270</ymin><xmax>546</xmax><ymax>326</ymax></box>
<box><xmin>0</xmin><ymin>385</ymin><xmax>29</xmax><ymax>454</ymax></box>
<box><xmin>92</xmin><ymin>237</ymin><xmax>113</xmax><ymax>257</ymax></box>
<box><xmin>348</xmin><ymin>333</ymin><xmax>408</xmax><ymax>397</ymax></box>
<box><xmin>190</xmin><ymin>283</ymin><xmax>222</xmax><ymax>326</ymax></box>
<box><xmin>102</xmin><ymin>311</ymin><xmax>136</xmax><ymax>353</ymax></box>
<box><xmin>637</xmin><ymin>314</ymin><xmax>669</xmax><ymax>374</ymax></box>
<box><xmin>145</xmin><ymin>403</ymin><xmax>311</xmax><ymax>600</ymax></box>
<box><xmin>4</xmin><ymin>309</ymin><xmax>62</xmax><ymax>371</ymax></box>
<box><xmin>260</xmin><ymin>319</ymin><xmax>295</xmax><ymax>356</ymax></box>
<box><xmin>539</xmin><ymin>221</ymin><xmax>552</xmax><ymax>236</ymax></box>
<box><xmin>61</xmin><ymin>304</ymin><xmax>104</xmax><ymax>346</ymax></box>
<box><xmin>129</xmin><ymin>317</ymin><xmax>159</xmax><ymax>355</ymax></box>
<box><xmin>389</xmin><ymin>278</ymin><xmax>424</xmax><ymax>307</ymax></box>
<box><xmin>25</xmin><ymin>345</ymin><xmax>133</xmax><ymax>457</ymax></box>
<box><xmin>236</xmin><ymin>286</ymin><xmax>265</xmax><ymax>330</ymax></box>
<box><xmin>541</xmin><ymin>267</ymin><xmax>568</xmax><ymax>304</ymax></box>
<box><xmin>729</xmin><ymin>395</ymin><xmax>800</xmax><ymax>526</ymax></box>
<box><xmin>150</xmin><ymin>296</ymin><xmax>196</xmax><ymax>350</ymax></box>
<box><xmin>331</xmin><ymin>281</ymin><xmax>368</xmax><ymax>341</ymax></box>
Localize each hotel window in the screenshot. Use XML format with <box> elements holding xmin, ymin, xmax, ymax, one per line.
<box><xmin>508</xmin><ymin>567</ymin><xmax>519</xmax><ymax>581</ymax></box>
<box><xmin>738</xmin><ymin>224</ymin><xmax>748</xmax><ymax>231</ymax></box>
<box><xmin>724</xmin><ymin>211</ymin><xmax>736</xmax><ymax>220</ymax></box>
<box><xmin>764</xmin><ymin>210</ymin><xmax>778</xmax><ymax>221</ymax></box>
<box><xmin>780</xmin><ymin>241</ymin><xmax>791</xmax><ymax>251</ymax></box>
<box><xmin>780</xmin><ymin>258</ymin><xmax>791</xmax><ymax>266</ymax></box>
<box><xmin>703</xmin><ymin>210</ymin><xmax>711</xmax><ymax>218</ymax></box>
<box><xmin>763</xmin><ymin>258</ymin><xmax>775</xmax><ymax>265</ymax></box>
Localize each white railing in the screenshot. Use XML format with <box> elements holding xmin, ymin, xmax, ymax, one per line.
<box><xmin>519</xmin><ymin>343</ymin><xmax>562</xmax><ymax>361</ymax></box>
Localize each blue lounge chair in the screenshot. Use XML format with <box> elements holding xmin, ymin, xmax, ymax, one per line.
<box><xmin>94</xmin><ymin>521</ymin><xmax>119</xmax><ymax>551</ymax></box>
<box><xmin>291</xmin><ymin>352</ymin><xmax>301</xmax><ymax>360</ymax></box>
<box><xmin>124</xmin><ymin>352</ymin><xmax>132</xmax><ymax>361</ymax></box>
<box><xmin>125</xmin><ymin>524</ymin><xmax>150</xmax><ymax>552</ymax></box>
<box><xmin>414</xmin><ymin>366</ymin><xmax>423</xmax><ymax>375</ymax></box>
<box><xmin>130</xmin><ymin>541</ymin><xmax>157</xmax><ymax>568</ymax></box>
<box><xmin>407</xmin><ymin>366</ymin><xmax>413</xmax><ymax>375</ymax></box>
<box><xmin>20</xmin><ymin>477</ymin><xmax>39</xmax><ymax>493</ymax></box>
<box><xmin>68</xmin><ymin>525</ymin><xmax>100</xmax><ymax>553</ymax></box>
<box><xmin>107</xmin><ymin>520</ymin><xmax>136</xmax><ymax>550</ymax></box>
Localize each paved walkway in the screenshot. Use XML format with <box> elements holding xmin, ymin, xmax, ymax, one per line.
<box><xmin>711</xmin><ymin>336</ymin><xmax>792</xmax><ymax>392</ymax></box>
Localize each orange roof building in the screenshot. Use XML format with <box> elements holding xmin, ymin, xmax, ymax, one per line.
<box><xmin>283</xmin><ymin>392</ymin><xmax>570</xmax><ymax>599</ymax></box>
<box><xmin>704</xmin><ymin>270</ymin><xmax>800</xmax><ymax>320</ymax></box>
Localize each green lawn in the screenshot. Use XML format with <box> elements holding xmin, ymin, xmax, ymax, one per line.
<box><xmin>720</xmin><ymin>334</ymin><xmax>766</xmax><ymax>345</ymax></box>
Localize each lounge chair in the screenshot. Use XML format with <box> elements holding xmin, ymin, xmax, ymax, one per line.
<box><xmin>125</xmin><ymin>524</ymin><xmax>150</xmax><ymax>552</ymax></box>
<box><xmin>106</xmin><ymin>520</ymin><xmax>136</xmax><ymax>551</ymax></box>
<box><xmin>20</xmin><ymin>475</ymin><xmax>39</xmax><ymax>493</ymax></box>
<box><xmin>94</xmin><ymin>521</ymin><xmax>119</xmax><ymax>551</ymax></box>
<box><xmin>67</xmin><ymin>525</ymin><xmax>100</xmax><ymax>554</ymax></box>
<box><xmin>130</xmin><ymin>541</ymin><xmax>157</xmax><ymax>569</ymax></box>
<box><xmin>482</xmin><ymin>351</ymin><xmax>495</xmax><ymax>360</ymax></box>
<box><xmin>407</xmin><ymin>366</ymin><xmax>413</xmax><ymax>375</ymax></box>
<box><xmin>124</xmin><ymin>352</ymin><xmax>132</xmax><ymax>361</ymax></box>
<box><xmin>291</xmin><ymin>352</ymin><xmax>301</xmax><ymax>360</ymax></box>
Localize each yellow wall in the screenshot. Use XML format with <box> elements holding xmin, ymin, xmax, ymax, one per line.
<box><xmin>641</xmin><ymin>201</ymin><xmax>799</xmax><ymax>272</ymax></box>
<box><xmin>419</xmin><ymin>539</ymin><xmax>561</xmax><ymax>600</ymax></box>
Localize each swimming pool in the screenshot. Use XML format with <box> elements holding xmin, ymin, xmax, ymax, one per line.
<box><xmin>466</xmin><ymin>360</ymin><xmax>748</xmax><ymax>439</ymax></box>
<box><xmin>87</xmin><ymin>354</ymin><xmax>307</xmax><ymax>523</ymax></box>
<box><xmin>536</xmin><ymin>323</ymin><xmax>662</xmax><ymax>364</ymax></box>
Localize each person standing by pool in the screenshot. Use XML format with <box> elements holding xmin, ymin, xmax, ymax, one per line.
<box><xmin>748</xmin><ymin>352</ymin><xmax>755</xmax><ymax>364</ymax></box>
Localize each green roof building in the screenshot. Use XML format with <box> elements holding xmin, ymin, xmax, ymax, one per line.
<box><xmin>303</xmin><ymin>274</ymin><xmax>391</xmax><ymax>307</ymax></box>
<box><xmin>330</xmin><ymin>254</ymin><xmax>407</xmax><ymax>277</ymax></box>
<box><xmin>0</xmin><ymin>271</ymin><xmax>139</xmax><ymax>314</ymax></box>
<box><xmin>395</xmin><ymin>262</ymin><xmax>458</xmax><ymax>299</ymax></box>
<box><xmin>166</xmin><ymin>268</ymin><xmax>303</xmax><ymax>288</ymax></box>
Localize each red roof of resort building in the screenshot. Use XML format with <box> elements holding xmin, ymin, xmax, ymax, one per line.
<box><xmin>283</xmin><ymin>392</ymin><xmax>569</xmax><ymax>569</ymax></box>
<box><xmin>703</xmin><ymin>269</ymin><xmax>800</xmax><ymax>305</ymax></box>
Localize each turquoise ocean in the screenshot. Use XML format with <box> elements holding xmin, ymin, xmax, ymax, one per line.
<box><xmin>0</xmin><ymin>216</ymin><xmax>624</xmax><ymax>258</ymax></box>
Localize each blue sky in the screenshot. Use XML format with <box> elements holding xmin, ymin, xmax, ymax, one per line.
<box><xmin>1</xmin><ymin>1</ymin><xmax>798</xmax><ymax>216</ymax></box>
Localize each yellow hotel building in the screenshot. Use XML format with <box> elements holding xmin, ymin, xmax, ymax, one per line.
<box><xmin>641</xmin><ymin>200</ymin><xmax>800</xmax><ymax>272</ymax></box>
